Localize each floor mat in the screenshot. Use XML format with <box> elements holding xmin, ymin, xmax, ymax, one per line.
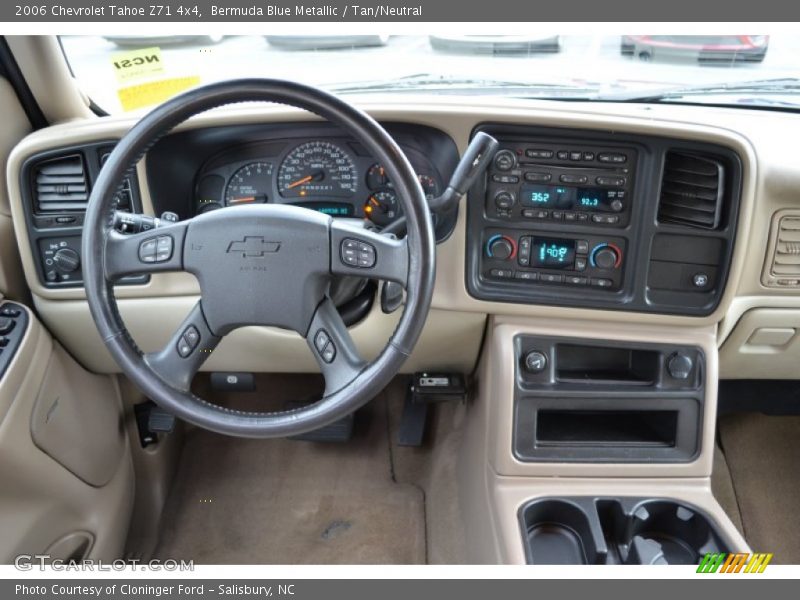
<box><xmin>718</xmin><ymin>413</ymin><xmax>800</xmax><ymax>564</ymax></box>
<box><xmin>154</xmin><ymin>382</ymin><xmax>426</xmax><ymax>564</ymax></box>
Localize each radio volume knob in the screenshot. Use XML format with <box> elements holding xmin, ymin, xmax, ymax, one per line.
<box><xmin>591</xmin><ymin>245</ymin><xmax>620</xmax><ymax>270</ymax></box>
<box><xmin>53</xmin><ymin>248</ymin><xmax>80</xmax><ymax>273</ymax></box>
<box><xmin>493</xmin><ymin>149</ymin><xmax>517</xmax><ymax>171</ymax></box>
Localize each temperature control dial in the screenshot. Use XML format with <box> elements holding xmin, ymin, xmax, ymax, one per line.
<box><xmin>590</xmin><ymin>243</ymin><xmax>622</xmax><ymax>270</ymax></box>
<box><xmin>486</xmin><ymin>235</ymin><xmax>517</xmax><ymax>261</ymax></box>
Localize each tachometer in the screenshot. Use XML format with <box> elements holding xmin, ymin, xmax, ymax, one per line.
<box><xmin>224</xmin><ymin>162</ymin><xmax>273</xmax><ymax>206</ymax></box>
<box><xmin>278</xmin><ymin>141</ymin><xmax>357</xmax><ymax>198</ymax></box>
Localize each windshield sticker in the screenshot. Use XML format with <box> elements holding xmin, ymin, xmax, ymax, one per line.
<box><xmin>117</xmin><ymin>76</ymin><xmax>201</xmax><ymax>111</ymax></box>
<box><xmin>111</xmin><ymin>46</ymin><xmax>165</xmax><ymax>83</ymax></box>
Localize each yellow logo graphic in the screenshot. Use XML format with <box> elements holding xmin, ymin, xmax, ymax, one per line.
<box><xmin>697</xmin><ymin>552</ymin><xmax>773</xmax><ymax>573</ymax></box>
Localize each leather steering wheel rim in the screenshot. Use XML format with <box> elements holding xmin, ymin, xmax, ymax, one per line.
<box><xmin>82</xmin><ymin>79</ymin><xmax>436</xmax><ymax>438</ymax></box>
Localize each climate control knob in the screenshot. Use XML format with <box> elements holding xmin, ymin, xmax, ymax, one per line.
<box><xmin>53</xmin><ymin>248</ymin><xmax>80</xmax><ymax>273</ymax></box>
<box><xmin>590</xmin><ymin>244</ymin><xmax>621</xmax><ymax>270</ymax></box>
<box><xmin>486</xmin><ymin>235</ymin><xmax>516</xmax><ymax>261</ymax></box>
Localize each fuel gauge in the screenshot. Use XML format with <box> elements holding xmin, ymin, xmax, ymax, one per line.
<box><xmin>364</xmin><ymin>189</ymin><xmax>399</xmax><ymax>227</ymax></box>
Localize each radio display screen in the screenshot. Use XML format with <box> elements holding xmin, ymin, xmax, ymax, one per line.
<box><xmin>530</xmin><ymin>237</ymin><xmax>576</xmax><ymax>269</ymax></box>
<box><xmin>521</xmin><ymin>184</ymin><xmax>615</xmax><ymax>212</ymax></box>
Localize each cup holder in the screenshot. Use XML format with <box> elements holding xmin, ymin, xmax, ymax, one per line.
<box><xmin>520</xmin><ymin>497</ymin><xmax>731</xmax><ymax>565</ymax></box>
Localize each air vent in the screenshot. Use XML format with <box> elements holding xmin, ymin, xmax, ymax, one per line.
<box><xmin>658</xmin><ymin>151</ymin><xmax>724</xmax><ymax>230</ymax></box>
<box><xmin>33</xmin><ymin>154</ymin><xmax>89</xmax><ymax>213</ymax></box>
<box><xmin>764</xmin><ymin>211</ymin><xmax>800</xmax><ymax>287</ymax></box>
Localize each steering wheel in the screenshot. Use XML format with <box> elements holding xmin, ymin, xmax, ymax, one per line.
<box><xmin>82</xmin><ymin>79</ymin><xmax>436</xmax><ymax>438</ymax></box>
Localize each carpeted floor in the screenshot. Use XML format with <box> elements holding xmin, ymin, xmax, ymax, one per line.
<box><xmin>718</xmin><ymin>413</ymin><xmax>800</xmax><ymax>565</ymax></box>
<box><xmin>154</xmin><ymin>376</ymin><xmax>428</xmax><ymax>564</ymax></box>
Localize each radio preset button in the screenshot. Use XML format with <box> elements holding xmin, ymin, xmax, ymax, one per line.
<box><xmin>524</xmin><ymin>172</ymin><xmax>551</xmax><ymax>182</ymax></box>
<box><xmin>492</xmin><ymin>174</ymin><xmax>520</xmax><ymax>184</ymax></box>
<box><xmin>569</xmin><ymin>151</ymin><xmax>582</xmax><ymax>161</ymax></box>
<box><xmin>583</xmin><ymin>152</ymin><xmax>595</xmax><ymax>161</ymax></box>
<box><xmin>564</xmin><ymin>212</ymin><xmax>577</xmax><ymax>222</ymax></box>
<box><xmin>598</xmin><ymin>153</ymin><xmax>627</xmax><ymax>164</ymax></box>
<box><xmin>523</xmin><ymin>209</ymin><xmax>549</xmax><ymax>219</ymax></box>
<box><xmin>550</xmin><ymin>210</ymin><xmax>564</xmax><ymax>220</ymax></box>
<box><xmin>577</xmin><ymin>212</ymin><xmax>590</xmax><ymax>222</ymax></box>
<box><xmin>557</xmin><ymin>150</ymin><xmax>569</xmax><ymax>160</ymax></box>
<box><xmin>596</xmin><ymin>176</ymin><xmax>626</xmax><ymax>187</ymax></box>
<box><xmin>560</xmin><ymin>174</ymin><xmax>588</xmax><ymax>184</ymax></box>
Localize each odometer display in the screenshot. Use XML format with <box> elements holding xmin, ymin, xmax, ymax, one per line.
<box><xmin>278</xmin><ymin>141</ymin><xmax>357</xmax><ymax>199</ymax></box>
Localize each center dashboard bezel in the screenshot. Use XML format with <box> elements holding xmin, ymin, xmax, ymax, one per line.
<box><xmin>465</xmin><ymin>123</ymin><xmax>744</xmax><ymax>317</ymax></box>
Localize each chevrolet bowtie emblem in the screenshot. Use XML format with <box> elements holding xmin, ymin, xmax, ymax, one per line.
<box><xmin>226</xmin><ymin>236</ymin><xmax>281</xmax><ymax>258</ymax></box>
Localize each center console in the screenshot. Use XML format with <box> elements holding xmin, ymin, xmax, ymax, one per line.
<box><xmin>467</xmin><ymin>124</ymin><xmax>743</xmax><ymax>316</ymax></box>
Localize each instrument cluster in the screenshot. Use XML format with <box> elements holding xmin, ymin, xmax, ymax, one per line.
<box><xmin>193</xmin><ymin>137</ymin><xmax>442</xmax><ymax>228</ymax></box>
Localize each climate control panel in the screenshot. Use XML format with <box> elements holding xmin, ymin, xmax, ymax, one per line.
<box><xmin>482</xmin><ymin>230</ymin><xmax>626</xmax><ymax>291</ymax></box>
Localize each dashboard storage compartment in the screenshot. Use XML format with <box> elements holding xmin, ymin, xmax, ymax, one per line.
<box><xmin>514</xmin><ymin>336</ymin><xmax>704</xmax><ymax>463</ymax></box>
<box><xmin>520</xmin><ymin>497</ymin><xmax>731</xmax><ymax>565</ymax></box>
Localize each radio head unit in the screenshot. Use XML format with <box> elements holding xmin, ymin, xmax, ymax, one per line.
<box><xmin>486</xmin><ymin>143</ymin><xmax>635</xmax><ymax>227</ymax></box>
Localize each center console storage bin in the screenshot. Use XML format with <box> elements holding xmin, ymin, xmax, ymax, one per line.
<box><xmin>520</xmin><ymin>497</ymin><xmax>732</xmax><ymax>565</ymax></box>
<box><xmin>514</xmin><ymin>335</ymin><xmax>704</xmax><ymax>463</ymax></box>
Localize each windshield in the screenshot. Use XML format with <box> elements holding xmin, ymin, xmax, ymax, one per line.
<box><xmin>60</xmin><ymin>34</ymin><xmax>793</xmax><ymax>114</ymax></box>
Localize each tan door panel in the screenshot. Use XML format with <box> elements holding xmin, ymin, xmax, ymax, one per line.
<box><xmin>0</xmin><ymin>305</ymin><xmax>134</xmax><ymax>562</ymax></box>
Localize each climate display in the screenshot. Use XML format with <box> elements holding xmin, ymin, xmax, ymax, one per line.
<box><xmin>531</xmin><ymin>237</ymin><xmax>576</xmax><ymax>269</ymax></box>
<box><xmin>521</xmin><ymin>184</ymin><xmax>616</xmax><ymax>212</ymax></box>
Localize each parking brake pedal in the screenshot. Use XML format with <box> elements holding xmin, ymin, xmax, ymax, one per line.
<box><xmin>134</xmin><ymin>401</ymin><xmax>176</xmax><ymax>448</ymax></box>
<box><xmin>398</xmin><ymin>372</ymin><xmax>467</xmax><ymax>447</ymax></box>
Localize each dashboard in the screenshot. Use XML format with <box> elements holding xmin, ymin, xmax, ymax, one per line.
<box><xmin>9</xmin><ymin>98</ymin><xmax>800</xmax><ymax>380</ymax></box>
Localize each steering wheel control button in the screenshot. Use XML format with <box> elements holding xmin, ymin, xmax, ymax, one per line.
<box><xmin>524</xmin><ymin>350</ymin><xmax>548</xmax><ymax>374</ymax></box>
<box><xmin>667</xmin><ymin>353</ymin><xmax>694</xmax><ymax>380</ymax></box>
<box><xmin>138</xmin><ymin>235</ymin><xmax>174</xmax><ymax>264</ymax></box>
<box><xmin>138</xmin><ymin>238</ymin><xmax>157</xmax><ymax>263</ymax></box>
<box><xmin>341</xmin><ymin>238</ymin><xmax>377</xmax><ymax>268</ymax></box>
<box><xmin>321</xmin><ymin>342</ymin><xmax>337</xmax><ymax>363</ymax></box>
<box><xmin>177</xmin><ymin>325</ymin><xmax>201</xmax><ymax>358</ymax></box>
<box><xmin>314</xmin><ymin>329</ymin><xmax>331</xmax><ymax>353</ymax></box>
<box><xmin>155</xmin><ymin>236</ymin><xmax>174</xmax><ymax>262</ymax></box>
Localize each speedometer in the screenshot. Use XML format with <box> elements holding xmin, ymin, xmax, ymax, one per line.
<box><xmin>277</xmin><ymin>141</ymin><xmax>357</xmax><ymax>199</ymax></box>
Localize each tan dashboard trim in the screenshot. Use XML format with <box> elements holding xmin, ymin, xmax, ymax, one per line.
<box><xmin>10</xmin><ymin>96</ymin><xmax>800</xmax><ymax>374</ymax></box>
